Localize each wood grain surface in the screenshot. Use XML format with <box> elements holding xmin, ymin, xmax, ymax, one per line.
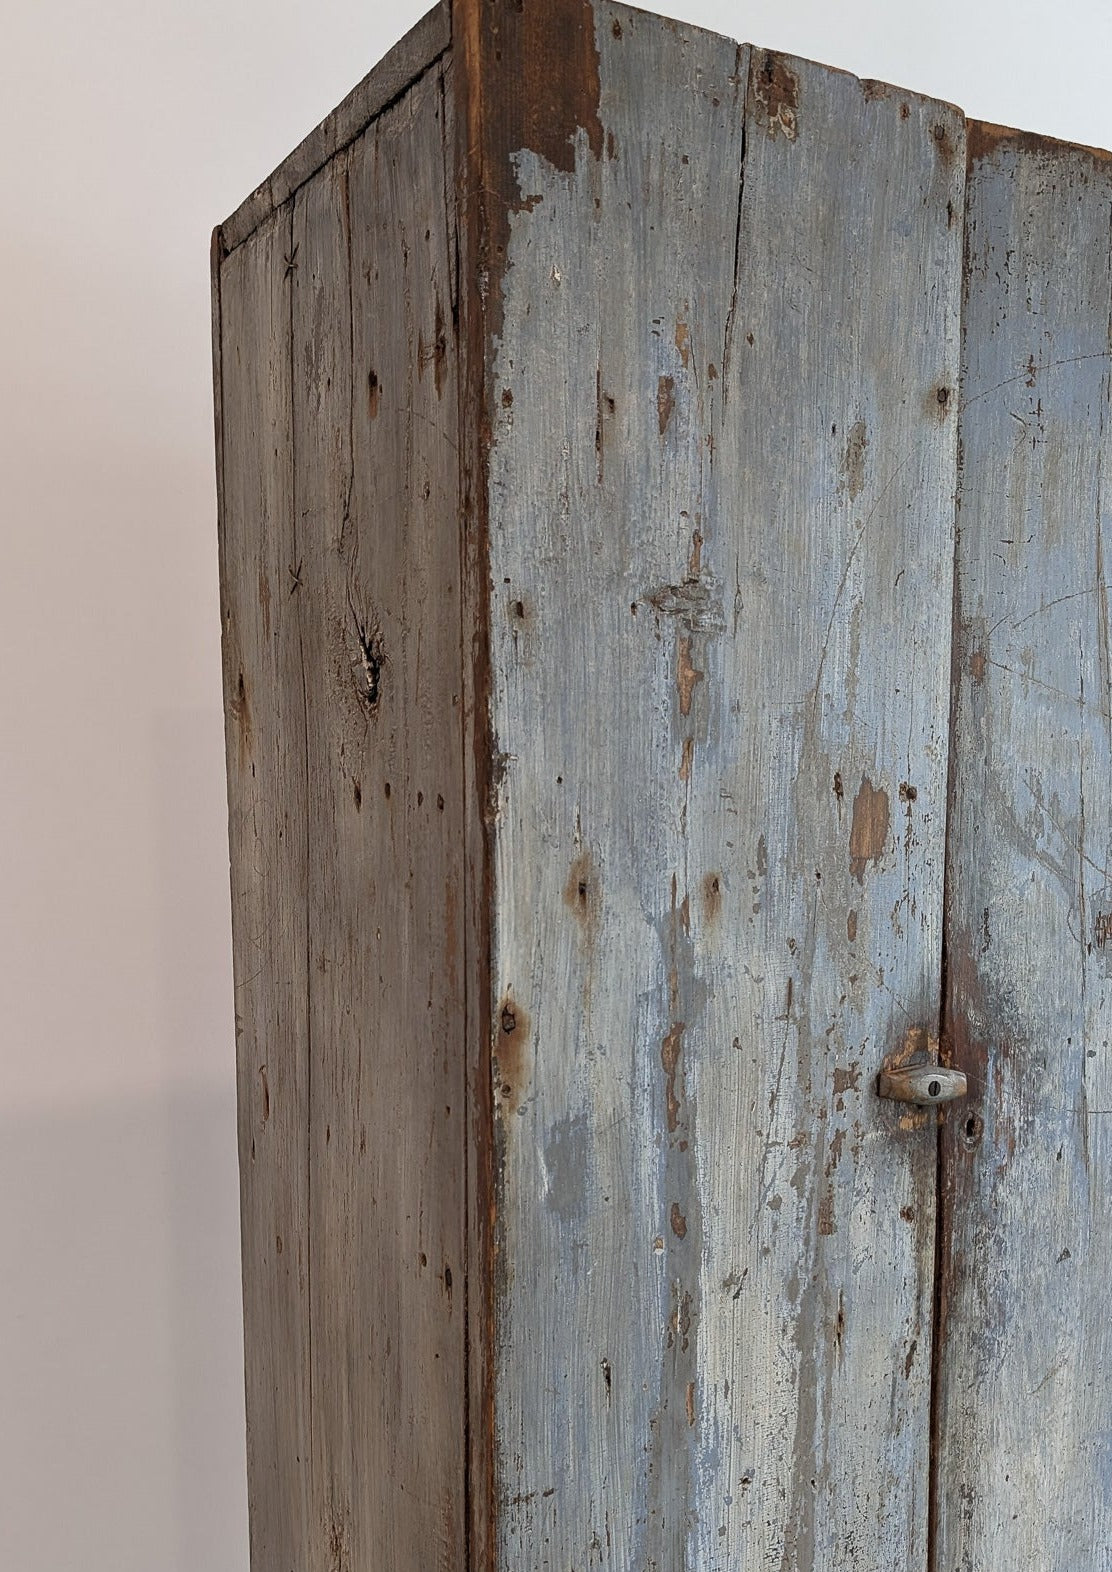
<box><xmin>215</xmin><ymin>4</ymin><xmax>1112</xmax><ymax>1566</ymax></box>
<box><xmin>478</xmin><ymin>4</ymin><xmax>965</xmax><ymax>1566</ymax></box>
<box><xmin>216</xmin><ymin>57</ymin><xmax>467</xmax><ymax>1572</ymax></box>
<box><xmin>937</xmin><ymin>125</ymin><xmax>1112</xmax><ymax>1571</ymax></box>
<box><xmin>217</xmin><ymin>206</ymin><xmax>313</xmax><ymax>1572</ymax></box>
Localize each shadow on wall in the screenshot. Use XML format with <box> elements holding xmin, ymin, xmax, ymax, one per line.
<box><xmin>0</xmin><ymin>705</ymin><xmax>248</xmax><ymax>1572</ymax></box>
<box><xmin>0</xmin><ymin>1085</ymin><xmax>249</xmax><ymax>1572</ymax></box>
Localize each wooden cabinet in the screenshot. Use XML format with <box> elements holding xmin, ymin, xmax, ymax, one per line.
<box><xmin>212</xmin><ymin>3</ymin><xmax>1112</xmax><ymax>1566</ymax></box>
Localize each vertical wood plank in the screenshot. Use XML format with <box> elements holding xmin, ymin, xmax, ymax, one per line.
<box><xmin>479</xmin><ymin>5</ymin><xmax>964</xmax><ymax>1568</ymax></box>
<box><xmin>938</xmin><ymin>127</ymin><xmax>1112</xmax><ymax>1571</ymax></box>
<box><xmin>702</xmin><ymin>54</ymin><xmax>965</xmax><ymax>1572</ymax></box>
<box><xmin>290</xmin><ymin>63</ymin><xmax>467</xmax><ymax>1572</ymax></box>
<box><xmin>217</xmin><ymin>208</ymin><xmax>313</xmax><ymax>1571</ymax></box>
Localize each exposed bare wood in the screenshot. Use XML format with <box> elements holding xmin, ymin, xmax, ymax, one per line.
<box><xmin>216</xmin><ymin>53</ymin><xmax>466</xmax><ymax>1572</ymax></box>
<box><xmin>215</xmin><ymin>8</ymin><xmax>1112</xmax><ymax>1569</ymax></box>
<box><xmin>217</xmin><ymin>205</ymin><xmax>313</xmax><ymax>1571</ymax></box>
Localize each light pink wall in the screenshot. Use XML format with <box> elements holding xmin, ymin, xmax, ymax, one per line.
<box><xmin>0</xmin><ymin>2</ymin><xmax>1105</xmax><ymax>1566</ymax></box>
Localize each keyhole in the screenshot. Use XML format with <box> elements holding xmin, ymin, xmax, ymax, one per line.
<box><xmin>928</xmin><ymin>1079</ymin><xmax>941</xmax><ymax>1098</ymax></box>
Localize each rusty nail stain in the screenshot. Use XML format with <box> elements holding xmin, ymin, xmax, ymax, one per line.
<box><xmin>679</xmin><ymin>736</ymin><xmax>695</xmax><ymax>781</ymax></box>
<box><xmin>496</xmin><ymin>993</ymin><xmax>530</xmax><ymax>1113</ymax></box>
<box><xmin>846</xmin><ymin>909</ymin><xmax>858</xmax><ymax>943</ymax></box>
<box><xmin>970</xmin><ymin>649</ymin><xmax>987</xmax><ymax>683</ymax></box>
<box><xmin>685</xmin><ymin>1380</ymin><xmax>696</xmax><ymax>1426</ymax></box>
<box><xmin>670</xmin><ymin>1202</ymin><xmax>688</xmax><ymax>1238</ymax></box>
<box><xmin>675</xmin><ymin>321</ymin><xmax>691</xmax><ymax>368</ymax></box>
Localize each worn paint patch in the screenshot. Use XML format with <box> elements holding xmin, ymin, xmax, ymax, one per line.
<box><xmin>661</xmin><ymin>1022</ymin><xmax>686</xmax><ymax>1133</ymax></box>
<box><xmin>677</xmin><ymin>637</ymin><xmax>703</xmax><ymax>716</ymax></box>
<box><xmin>751</xmin><ymin>50</ymin><xmax>799</xmax><ymax>141</ymax></box>
<box><xmin>675</xmin><ymin>320</ymin><xmax>691</xmax><ymax>368</ymax></box>
<box><xmin>469</xmin><ymin>0</ymin><xmax>604</xmax><ymax>350</ymax></box>
<box><xmin>841</xmin><ymin>418</ymin><xmax>868</xmax><ymax>501</ymax></box>
<box><xmin>644</xmin><ymin>578</ymin><xmax>726</xmax><ymax>634</ymax></box>
<box><xmin>657</xmin><ymin>374</ymin><xmax>676</xmax><ymax>434</ymax></box>
<box><xmin>848</xmin><ymin>775</ymin><xmax>889</xmax><ymax>881</ymax></box>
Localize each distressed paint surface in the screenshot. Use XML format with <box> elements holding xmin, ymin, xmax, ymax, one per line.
<box><xmin>938</xmin><ymin>128</ymin><xmax>1112</xmax><ymax>1570</ymax></box>
<box><xmin>483</xmin><ymin>7</ymin><xmax>964</xmax><ymax>1568</ymax></box>
<box><xmin>216</xmin><ymin>58</ymin><xmax>467</xmax><ymax>1572</ymax></box>
<box><xmin>216</xmin><ymin>7</ymin><xmax>1112</xmax><ymax>1568</ymax></box>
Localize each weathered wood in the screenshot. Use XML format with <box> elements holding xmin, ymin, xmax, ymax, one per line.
<box><xmin>216</xmin><ymin>51</ymin><xmax>466</xmax><ymax>1572</ymax></box>
<box><xmin>216</xmin><ymin>7</ymin><xmax>1112</xmax><ymax>1568</ymax></box>
<box><xmin>475</xmin><ymin>3</ymin><xmax>965</xmax><ymax>1565</ymax></box>
<box><xmin>938</xmin><ymin>125</ymin><xmax>1112</xmax><ymax>1570</ymax></box>
<box><xmin>220</xmin><ymin>1</ymin><xmax>451</xmax><ymax>257</ymax></box>
<box><xmin>216</xmin><ymin>207</ymin><xmax>312</xmax><ymax>1571</ymax></box>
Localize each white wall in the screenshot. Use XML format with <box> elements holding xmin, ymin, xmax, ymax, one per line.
<box><xmin>0</xmin><ymin>2</ymin><xmax>1105</xmax><ymax>1566</ymax></box>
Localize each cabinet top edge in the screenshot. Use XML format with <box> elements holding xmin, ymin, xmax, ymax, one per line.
<box><xmin>215</xmin><ymin>1</ymin><xmax>451</xmax><ymax>260</ymax></box>
<box><xmin>211</xmin><ymin>0</ymin><xmax>1112</xmax><ymax>271</ymax></box>
<box><xmin>967</xmin><ymin>117</ymin><xmax>1112</xmax><ymax>169</ymax></box>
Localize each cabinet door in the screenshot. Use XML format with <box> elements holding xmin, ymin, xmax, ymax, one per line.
<box><xmin>939</xmin><ymin>127</ymin><xmax>1112</xmax><ymax>1569</ymax></box>
<box><xmin>482</xmin><ymin>8</ymin><xmax>964</xmax><ymax>1566</ymax></box>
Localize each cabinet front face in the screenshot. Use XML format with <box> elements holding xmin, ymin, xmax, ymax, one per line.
<box><xmin>483</xmin><ymin>9</ymin><xmax>963</xmax><ymax>1566</ymax></box>
<box><xmin>479</xmin><ymin>7</ymin><xmax>1112</xmax><ymax>1568</ymax></box>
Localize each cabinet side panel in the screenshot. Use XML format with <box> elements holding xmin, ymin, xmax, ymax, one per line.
<box><xmin>481</xmin><ymin>6</ymin><xmax>964</xmax><ymax>1569</ymax></box>
<box><xmin>290</xmin><ymin>59</ymin><xmax>467</xmax><ymax>1572</ymax></box>
<box><xmin>216</xmin><ymin>59</ymin><xmax>467</xmax><ymax>1572</ymax></box>
<box><xmin>216</xmin><ymin>208</ymin><xmax>313</xmax><ymax>1570</ymax></box>
<box><xmin>939</xmin><ymin>128</ymin><xmax>1112</xmax><ymax>1570</ymax></box>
